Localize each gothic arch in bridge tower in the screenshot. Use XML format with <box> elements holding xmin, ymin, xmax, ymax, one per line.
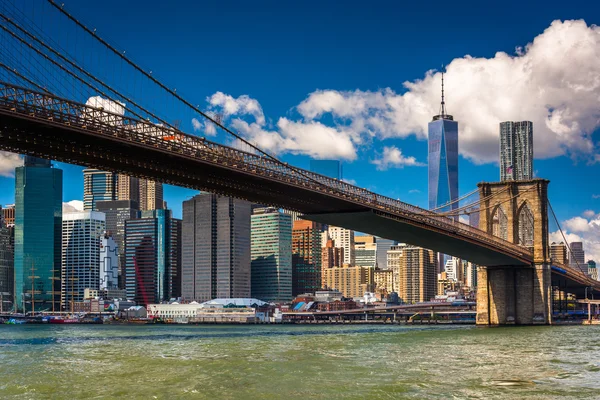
<box><xmin>490</xmin><ymin>205</ymin><xmax>508</xmax><ymax>241</ymax></box>
<box><xmin>517</xmin><ymin>201</ymin><xmax>534</xmax><ymax>247</ymax></box>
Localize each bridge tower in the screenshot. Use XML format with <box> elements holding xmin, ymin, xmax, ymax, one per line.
<box><xmin>475</xmin><ymin>179</ymin><xmax>552</xmax><ymax>325</ymax></box>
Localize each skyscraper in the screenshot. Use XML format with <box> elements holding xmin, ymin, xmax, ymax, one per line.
<box><xmin>61</xmin><ymin>212</ymin><xmax>106</xmax><ymax>308</ymax></box>
<box><xmin>550</xmin><ymin>242</ymin><xmax>568</xmax><ymax>265</ymax></box>
<box><xmin>181</xmin><ymin>194</ymin><xmax>251</xmax><ymax>302</ymax></box>
<box><xmin>83</xmin><ymin>169</ymin><xmax>117</xmax><ymax>211</ymax></box>
<box><xmin>328</xmin><ymin>226</ymin><xmax>355</xmax><ymax>266</ymax></box>
<box><xmin>292</xmin><ymin>220</ymin><xmax>323</xmax><ymax>296</ymax></box>
<box><xmin>100</xmin><ymin>233</ymin><xmax>119</xmax><ymax>290</ymax></box>
<box><xmin>428</xmin><ymin>72</ymin><xmax>458</xmax><ymax>213</ymax></box>
<box><xmin>355</xmin><ymin>235</ymin><xmax>377</xmax><ymax>268</ymax></box>
<box><xmin>569</xmin><ymin>242</ymin><xmax>586</xmax><ymax>273</ymax></box>
<box><xmin>96</xmin><ymin>200</ymin><xmax>140</xmax><ymax>288</ymax></box>
<box><xmin>117</xmin><ymin>175</ymin><xmax>140</xmax><ymax>204</ymax></box>
<box><xmin>321</xmin><ymin>239</ymin><xmax>344</xmax><ymax>268</ymax></box>
<box><xmin>309</xmin><ymin>160</ymin><xmax>342</xmax><ymax>180</ymax></box>
<box><xmin>500</xmin><ymin>121</ymin><xmax>533</xmax><ymax>181</ymax></box>
<box><xmin>0</xmin><ymin>209</ymin><xmax>14</xmax><ymax>311</ymax></box>
<box><xmin>398</xmin><ymin>246</ymin><xmax>436</xmax><ymax>304</ymax></box>
<box><xmin>375</xmin><ymin>238</ymin><xmax>397</xmax><ymax>269</ymax></box>
<box><xmin>124</xmin><ymin>209</ymin><xmax>181</xmax><ymax>305</ymax></box>
<box><xmin>14</xmin><ymin>156</ymin><xmax>62</xmax><ymax>312</ymax></box>
<box><xmin>139</xmin><ymin>179</ymin><xmax>164</xmax><ymax>211</ymax></box>
<box><xmin>251</xmin><ymin>208</ymin><xmax>292</xmax><ymax>303</ymax></box>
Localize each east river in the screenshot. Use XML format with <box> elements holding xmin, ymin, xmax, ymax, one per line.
<box><xmin>1</xmin><ymin>324</ymin><xmax>599</xmax><ymax>399</ymax></box>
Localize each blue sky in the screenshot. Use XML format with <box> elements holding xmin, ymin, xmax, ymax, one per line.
<box><xmin>1</xmin><ymin>0</ymin><xmax>599</xmax><ymax>257</ymax></box>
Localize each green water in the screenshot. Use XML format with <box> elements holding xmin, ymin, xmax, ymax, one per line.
<box><xmin>1</xmin><ymin>324</ymin><xmax>599</xmax><ymax>399</ymax></box>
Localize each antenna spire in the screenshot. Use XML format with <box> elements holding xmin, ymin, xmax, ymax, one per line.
<box><xmin>440</xmin><ymin>65</ymin><xmax>446</xmax><ymax>117</ymax></box>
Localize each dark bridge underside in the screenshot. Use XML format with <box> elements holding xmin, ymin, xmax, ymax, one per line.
<box><xmin>0</xmin><ymin>111</ymin><xmax>530</xmax><ymax>267</ymax></box>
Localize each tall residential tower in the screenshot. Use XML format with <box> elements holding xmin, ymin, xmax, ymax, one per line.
<box><xmin>499</xmin><ymin>121</ymin><xmax>533</xmax><ymax>181</ymax></box>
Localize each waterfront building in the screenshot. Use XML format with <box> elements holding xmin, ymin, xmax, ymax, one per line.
<box><xmin>14</xmin><ymin>156</ymin><xmax>62</xmax><ymax>312</ymax></box>
<box><xmin>398</xmin><ymin>246</ymin><xmax>436</xmax><ymax>304</ymax></box>
<box><xmin>100</xmin><ymin>233</ymin><xmax>119</xmax><ymax>290</ymax></box>
<box><xmin>569</xmin><ymin>242</ymin><xmax>586</xmax><ymax>273</ymax></box>
<box><xmin>309</xmin><ymin>159</ymin><xmax>342</xmax><ymax>180</ymax></box>
<box><xmin>328</xmin><ymin>226</ymin><xmax>355</xmax><ymax>266</ymax></box>
<box><xmin>181</xmin><ymin>194</ymin><xmax>251</xmax><ymax>302</ymax></box>
<box><xmin>124</xmin><ymin>209</ymin><xmax>181</xmax><ymax>306</ymax></box>
<box><xmin>2</xmin><ymin>204</ymin><xmax>15</xmax><ymax>226</ymax></box>
<box><xmin>117</xmin><ymin>174</ymin><xmax>140</xmax><ymax>204</ymax></box>
<box><xmin>83</xmin><ymin>169</ymin><xmax>117</xmax><ymax>211</ymax></box>
<box><xmin>61</xmin><ymin>212</ymin><xmax>106</xmax><ymax>309</ymax></box>
<box><xmin>139</xmin><ymin>179</ymin><xmax>164</xmax><ymax>211</ymax></box>
<box><xmin>355</xmin><ymin>235</ymin><xmax>377</xmax><ymax>268</ymax></box>
<box><xmin>96</xmin><ymin>200</ymin><xmax>140</xmax><ymax>288</ymax></box>
<box><xmin>251</xmin><ymin>208</ymin><xmax>292</xmax><ymax>303</ymax></box>
<box><xmin>375</xmin><ymin>238</ymin><xmax>396</xmax><ymax>269</ymax></box>
<box><xmin>588</xmin><ymin>260</ymin><xmax>598</xmax><ymax>280</ymax></box>
<box><xmin>374</xmin><ymin>268</ymin><xmax>394</xmax><ymax>295</ymax></box>
<box><xmin>321</xmin><ymin>239</ymin><xmax>344</xmax><ymax>288</ymax></box>
<box><xmin>550</xmin><ymin>242</ymin><xmax>568</xmax><ymax>265</ymax></box>
<box><xmin>499</xmin><ymin>121</ymin><xmax>533</xmax><ymax>181</ymax></box>
<box><xmin>437</xmin><ymin>271</ymin><xmax>459</xmax><ymax>296</ymax></box>
<box><xmin>0</xmin><ymin>220</ymin><xmax>14</xmax><ymax>311</ymax></box>
<box><xmin>322</xmin><ymin>265</ymin><xmax>374</xmax><ymax>298</ymax></box>
<box><xmin>292</xmin><ymin>220</ymin><xmax>323</xmax><ymax>296</ymax></box>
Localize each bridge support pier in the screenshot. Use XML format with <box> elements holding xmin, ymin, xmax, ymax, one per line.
<box><xmin>476</xmin><ymin>264</ymin><xmax>552</xmax><ymax>325</ymax></box>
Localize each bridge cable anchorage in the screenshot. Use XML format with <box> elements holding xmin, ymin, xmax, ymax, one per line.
<box><xmin>0</xmin><ymin>13</ymin><xmax>178</xmax><ymax>131</ymax></box>
<box><xmin>45</xmin><ymin>0</ymin><xmax>348</xmax><ymax>194</ymax></box>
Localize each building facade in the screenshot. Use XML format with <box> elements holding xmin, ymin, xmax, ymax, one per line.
<box><xmin>181</xmin><ymin>194</ymin><xmax>251</xmax><ymax>302</ymax></box>
<box><xmin>139</xmin><ymin>179</ymin><xmax>164</xmax><ymax>211</ymax></box>
<box><xmin>14</xmin><ymin>156</ymin><xmax>63</xmax><ymax>312</ymax></box>
<box><xmin>328</xmin><ymin>226</ymin><xmax>355</xmax><ymax>266</ymax></box>
<box><xmin>387</xmin><ymin>244</ymin><xmax>406</xmax><ymax>293</ymax></box>
<box><xmin>550</xmin><ymin>242</ymin><xmax>568</xmax><ymax>265</ymax></box>
<box><xmin>375</xmin><ymin>238</ymin><xmax>396</xmax><ymax>269</ymax></box>
<box><xmin>322</xmin><ymin>265</ymin><xmax>374</xmax><ymax>298</ymax></box>
<box><xmin>117</xmin><ymin>174</ymin><xmax>140</xmax><ymax>204</ymax></box>
<box><xmin>61</xmin><ymin>212</ymin><xmax>106</xmax><ymax>309</ymax></box>
<box><xmin>124</xmin><ymin>209</ymin><xmax>181</xmax><ymax>306</ymax></box>
<box><xmin>355</xmin><ymin>236</ymin><xmax>377</xmax><ymax>268</ymax></box>
<box><xmin>2</xmin><ymin>204</ymin><xmax>15</xmax><ymax>226</ymax></box>
<box><xmin>398</xmin><ymin>246</ymin><xmax>436</xmax><ymax>304</ymax></box>
<box><xmin>0</xmin><ymin>221</ymin><xmax>14</xmax><ymax>310</ymax></box>
<box><xmin>499</xmin><ymin>121</ymin><xmax>533</xmax><ymax>181</ymax></box>
<box><xmin>83</xmin><ymin>169</ymin><xmax>117</xmax><ymax>211</ymax></box>
<box><xmin>292</xmin><ymin>220</ymin><xmax>323</xmax><ymax>296</ymax></box>
<box><xmin>100</xmin><ymin>233</ymin><xmax>119</xmax><ymax>290</ymax></box>
<box><xmin>251</xmin><ymin>208</ymin><xmax>292</xmax><ymax>303</ymax></box>
<box><xmin>309</xmin><ymin>159</ymin><xmax>342</xmax><ymax>180</ymax></box>
<box><xmin>374</xmin><ymin>269</ymin><xmax>394</xmax><ymax>295</ymax></box>
<box><xmin>569</xmin><ymin>242</ymin><xmax>586</xmax><ymax>273</ymax></box>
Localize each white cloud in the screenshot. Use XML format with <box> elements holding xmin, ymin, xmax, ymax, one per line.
<box><xmin>371</xmin><ymin>146</ymin><xmax>425</xmax><ymax>170</ymax></box>
<box><xmin>208</xmin><ymin>92</ymin><xmax>266</xmax><ymax>126</ymax></box>
<box><xmin>552</xmin><ymin>213</ymin><xmax>600</xmax><ymax>263</ymax></box>
<box><xmin>582</xmin><ymin>210</ymin><xmax>596</xmax><ymax>218</ymax></box>
<box><xmin>191</xmin><ymin>117</ymin><xmax>217</xmax><ymax>136</ymax></box>
<box><xmin>0</xmin><ymin>151</ymin><xmax>23</xmax><ymax>177</ymax></box>
<box><xmin>409</xmin><ymin>189</ymin><xmax>421</xmax><ymax>194</ymax></box>
<box><xmin>62</xmin><ymin>200</ymin><xmax>84</xmax><ymax>214</ymax></box>
<box><xmin>342</xmin><ymin>178</ymin><xmax>357</xmax><ymax>185</ymax></box>
<box><xmin>593</xmin><ymin>194</ymin><xmax>600</xmax><ymax>199</ymax></box>
<box><xmin>85</xmin><ymin>96</ymin><xmax>125</xmax><ymax>115</ymax></box>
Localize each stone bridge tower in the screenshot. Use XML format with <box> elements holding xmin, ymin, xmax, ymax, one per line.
<box><xmin>475</xmin><ymin>179</ymin><xmax>552</xmax><ymax>325</ymax></box>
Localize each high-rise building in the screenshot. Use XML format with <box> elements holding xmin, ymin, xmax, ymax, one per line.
<box><xmin>117</xmin><ymin>175</ymin><xmax>140</xmax><ymax>204</ymax></box>
<box><xmin>322</xmin><ymin>239</ymin><xmax>344</xmax><ymax>269</ymax></box>
<box><xmin>124</xmin><ymin>209</ymin><xmax>181</xmax><ymax>306</ymax></box>
<box><xmin>83</xmin><ymin>169</ymin><xmax>117</xmax><ymax>211</ymax></box>
<box><xmin>61</xmin><ymin>212</ymin><xmax>106</xmax><ymax>309</ymax></box>
<box><xmin>100</xmin><ymin>233</ymin><xmax>119</xmax><ymax>290</ymax></box>
<box><xmin>463</xmin><ymin>260</ymin><xmax>478</xmax><ymax>289</ymax></box>
<box><xmin>251</xmin><ymin>208</ymin><xmax>292</xmax><ymax>303</ymax></box>
<box><xmin>181</xmin><ymin>194</ymin><xmax>251</xmax><ymax>302</ymax></box>
<box><xmin>398</xmin><ymin>246</ymin><xmax>436</xmax><ymax>304</ymax></box>
<box><xmin>96</xmin><ymin>200</ymin><xmax>140</xmax><ymax>288</ymax></box>
<box><xmin>139</xmin><ymin>179</ymin><xmax>164</xmax><ymax>211</ymax></box>
<box><xmin>550</xmin><ymin>242</ymin><xmax>568</xmax><ymax>265</ymax></box>
<box><xmin>2</xmin><ymin>204</ymin><xmax>15</xmax><ymax>226</ymax></box>
<box><xmin>588</xmin><ymin>260</ymin><xmax>598</xmax><ymax>281</ymax></box>
<box><xmin>375</xmin><ymin>238</ymin><xmax>397</xmax><ymax>269</ymax></box>
<box><xmin>14</xmin><ymin>156</ymin><xmax>62</xmax><ymax>312</ymax></box>
<box><xmin>328</xmin><ymin>226</ymin><xmax>355</xmax><ymax>266</ymax></box>
<box><xmin>309</xmin><ymin>159</ymin><xmax>342</xmax><ymax>180</ymax></box>
<box><xmin>322</xmin><ymin>265</ymin><xmax>374</xmax><ymax>298</ymax></box>
<box><xmin>569</xmin><ymin>242</ymin><xmax>586</xmax><ymax>273</ymax></box>
<box><xmin>387</xmin><ymin>244</ymin><xmax>406</xmax><ymax>293</ymax></box>
<box><xmin>292</xmin><ymin>220</ymin><xmax>323</xmax><ymax>296</ymax></box>
<box><xmin>0</xmin><ymin>217</ymin><xmax>14</xmax><ymax>311</ymax></box>
<box><xmin>499</xmin><ymin>121</ymin><xmax>533</xmax><ymax>181</ymax></box>
<box><xmin>355</xmin><ymin>236</ymin><xmax>377</xmax><ymax>268</ymax></box>
<box><xmin>374</xmin><ymin>269</ymin><xmax>394</xmax><ymax>295</ymax></box>
<box><xmin>444</xmin><ymin>256</ymin><xmax>463</xmax><ymax>283</ymax></box>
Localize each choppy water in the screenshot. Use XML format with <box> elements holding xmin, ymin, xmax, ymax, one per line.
<box><xmin>1</xmin><ymin>324</ymin><xmax>599</xmax><ymax>399</ymax></box>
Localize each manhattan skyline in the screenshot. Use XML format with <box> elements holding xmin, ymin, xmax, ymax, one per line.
<box><xmin>0</xmin><ymin>1</ymin><xmax>599</xmax><ymax>262</ymax></box>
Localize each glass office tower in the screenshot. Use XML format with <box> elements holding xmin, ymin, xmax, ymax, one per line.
<box><xmin>83</xmin><ymin>169</ymin><xmax>117</xmax><ymax>211</ymax></box>
<box><xmin>14</xmin><ymin>156</ymin><xmax>63</xmax><ymax>312</ymax></box>
<box><xmin>309</xmin><ymin>160</ymin><xmax>342</xmax><ymax>180</ymax></box>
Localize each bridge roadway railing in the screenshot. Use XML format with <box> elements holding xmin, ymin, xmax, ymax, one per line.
<box><xmin>0</xmin><ymin>83</ymin><xmax>532</xmax><ymax>261</ymax></box>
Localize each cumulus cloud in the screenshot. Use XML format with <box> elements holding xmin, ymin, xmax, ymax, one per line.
<box><xmin>191</xmin><ymin>117</ymin><xmax>217</xmax><ymax>136</ymax></box>
<box><xmin>193</xmin><ymin>20</ymin><xmax>600</xmax><ymax>165</ymax></box>
<box><xmin>552</xmin><ymin>214</ymin><xmax>600</xmax><ymax>263</ymax></box>
<box><xmin>371</xmin><ymin>146</ymin><xmax>425</xmax><ymax>170</ymax></box>
<box><xmin>582</xmin><ymin>210</ymin><xmax>596</xmax><ymax>218</ymax></box>
<box><xmin>62</xmin><ymin>200</ymin><xmax>84</xmax><ymax>214</ymax></box>
<box><xmin>0</xmin><ymin>151</ymin><xmax>23</xmax><ymax>177</ymax></box>
<box><xmin>85</xmin><ymin>96</ymin><xmax>125</xmax><ymax>115</ymax></box>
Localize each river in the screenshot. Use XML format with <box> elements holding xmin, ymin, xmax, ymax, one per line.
<box><xmin>0</xmin><ymin>324</ymin><xmax>599</xmax><ymax>399</ymax></box>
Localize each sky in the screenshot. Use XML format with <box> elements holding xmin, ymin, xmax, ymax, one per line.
<box><xmin>0</xmin><ymin>0</ymin><xmax>599</xmax><ymax>260</ymax></box>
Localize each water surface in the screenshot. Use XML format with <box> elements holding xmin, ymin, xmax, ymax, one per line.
<box><xmin>1</xmin><ymin>324</ymin><xmax>599</xmax><ymax>399</ymax></box>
